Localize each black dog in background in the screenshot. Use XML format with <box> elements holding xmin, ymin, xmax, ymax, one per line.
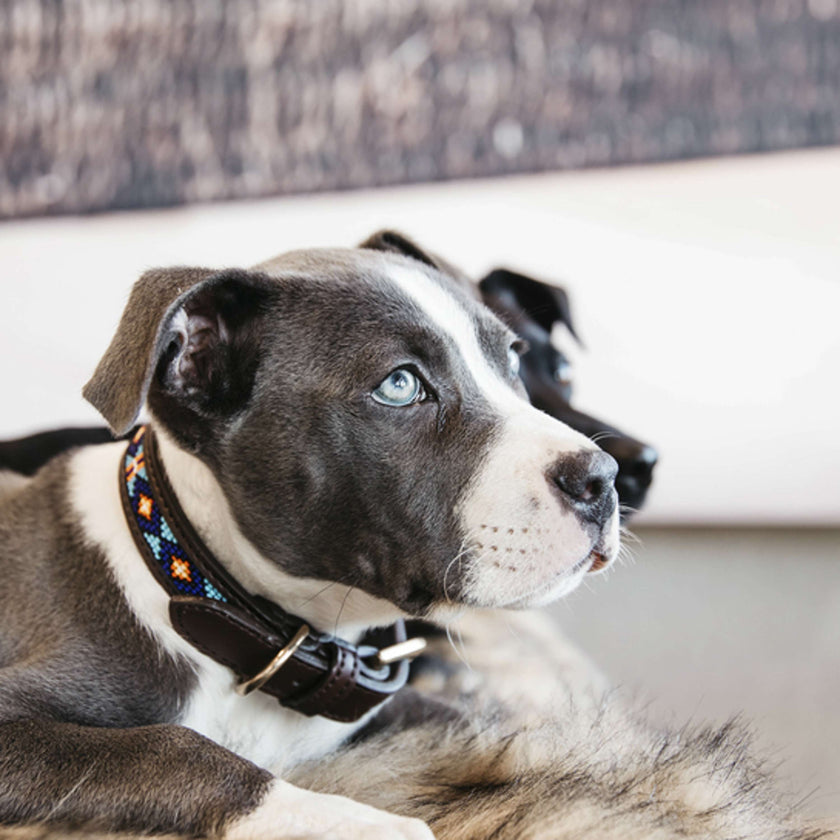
<box><xmin>0</xmin><ymin>270</ymin><xmax>657</xmax><ymax>515</ymax></box>
<box><xmin>479</xmin><ymin>269</ymin><xmax>657</xmax><ymax>515</ymax></box>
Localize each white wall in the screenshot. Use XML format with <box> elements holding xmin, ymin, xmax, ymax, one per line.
<box><xmin>2</xmin><ymin>148</ymin><xmax>839</xmax><ymax>525</ymax></box>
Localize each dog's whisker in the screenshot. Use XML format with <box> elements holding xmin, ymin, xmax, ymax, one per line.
<box><xmin>443</xmin><ymin>539</ymin><xmax>472</xmax><ymax>605</ymax></box>
<box><xmin>333</xmin><ymin>583</ymin><xmax>357</xmax><ymax>637</ymax></box>
<box><xmin>45</xmin><ymin>768</ymin><xmax>95</xmax><ymax>820</ymax></box>
<box><xmin>297</xmin><ymin>580</ymin><xmax>338</xmax><ymax>609</ymax></box>
<box><xmin>590</xmin><ymin>431</ymin><xmax>618</xmax><ymax>445</ymax></box>
<box><xmin>448</xmin><ymin>543</ymin><xmax>495</xmax><ymax>607</ymax></box>
<box><xmin>501</xmin><ymin>611</ymin><xmax>526</xmax><ymax>645</ymax></box>
<box><xmin>619</xmin><ymin>525</ymin><xmax>642</xmax><ymax>547</ymax></box>
<box><xmin>444</xmin><ymin>611</ymin><xmax>472</xmax><ymax>670</ymax></box>
<box><xmin>616</xmin><ymin>542</ymin><xmax>637</xmax><ymax>567</ymax></box>
<box><xmin>454</xmin><ymin>622</ymin><xmax>468</xmax><ymax>665</ymax></box>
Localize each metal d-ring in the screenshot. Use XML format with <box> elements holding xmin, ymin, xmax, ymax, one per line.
<box><xmin>236</xmin><ymin>623</ymin><xmax>311</xmax><ymax>697</ymax></box>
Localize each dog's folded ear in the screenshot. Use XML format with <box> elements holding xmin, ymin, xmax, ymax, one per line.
<box><xmin>84</xmin><ymin>267</ymin><xmax>270</xmax><ymax>435</ymax></box>
<box><xmin>478</xmin><ymin>268</ymin><xmax>580</xmax><ymax>342</ymax></box>
<box><xmin>358</xmin><ymin>230</ymin><xmax>442</xmax><ymax>271</ymax></box>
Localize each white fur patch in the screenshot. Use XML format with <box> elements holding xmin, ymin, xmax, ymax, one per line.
<box><xmin>226</xmin><ymin>779</ymin><xmax>434</xmax><ymax>840</ymax></box>
<box><xmin>387</xmin><ymin>262</ymin><xmax>526</xmax><ymax>416</ymax></box>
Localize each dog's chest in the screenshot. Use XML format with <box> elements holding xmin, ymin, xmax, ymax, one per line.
<box><xmin>70</xmin><ymin>443</ymin><xmax>358</xmax><ymax>773</ymax></box>
<box><xmin>179</xmin><ymin>664</ymin><xmax>356</xmax><ymax>773</ymax></box>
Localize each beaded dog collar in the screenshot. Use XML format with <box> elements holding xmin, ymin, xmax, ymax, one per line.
<box><xmin>120</xmin><ymin>426</ymin><xmax>423</xmax><ymax>723</ymax></box>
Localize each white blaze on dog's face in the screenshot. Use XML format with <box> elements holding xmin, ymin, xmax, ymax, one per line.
<box><xmin>385</xmin><ymin>262</ymin><xmax>620</xmax><ymax>612</ymax></box>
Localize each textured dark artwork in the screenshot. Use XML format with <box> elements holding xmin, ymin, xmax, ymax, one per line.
<box><xmin>1</xmin><ymin>0</ymin><xmax>839</xmax><ymax>219</ymax></box>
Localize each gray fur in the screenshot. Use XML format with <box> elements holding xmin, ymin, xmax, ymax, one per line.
<box><xmin>0</xmin><ymin>721</ymin><xmax>271</xmax><ymax>836</ymax></box>
<box><xmin>0</xmin><ymin>458</ymin><xmax>194</xmax><ymax>726</ymax></box>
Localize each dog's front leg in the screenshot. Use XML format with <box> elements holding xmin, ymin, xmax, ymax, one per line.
<box><xmin>0</xmin><ymin>720</ymin><xmax>433</xmax><ymax>839</ymax></box>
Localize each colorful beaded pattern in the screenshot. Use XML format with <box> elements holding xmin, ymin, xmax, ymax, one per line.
<box><xmin>123</xmin><ymin>427</ymin><xmax>227</xmax><ymax>602</ymax></box>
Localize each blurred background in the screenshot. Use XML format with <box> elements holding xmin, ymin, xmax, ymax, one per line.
<box><xmin>2</xmin><ymin>0</ymin><xmax>838</xmax><ymax>820</ymax></box>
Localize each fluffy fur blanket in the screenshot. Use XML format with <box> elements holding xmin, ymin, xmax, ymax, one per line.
<box><xmin>0</xmin><ymin>611</ymin><xmax>834</xmax><ymax>840</ymax></box>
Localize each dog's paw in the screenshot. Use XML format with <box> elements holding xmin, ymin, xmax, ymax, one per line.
<box><xmin>226</xmin><ymin>779</ymin><xmax>434</xmax><ymax>839</ymax></box>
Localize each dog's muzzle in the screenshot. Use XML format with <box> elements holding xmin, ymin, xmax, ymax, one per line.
<box><xmin>547</xmin><ymin>450</ymin><xmax>619</xmax><ymax>529</ymax></box>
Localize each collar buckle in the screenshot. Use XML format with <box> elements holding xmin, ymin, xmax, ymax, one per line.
<box><xmin>236</xmin><ymin>623</ymin><xmax>311</xmax><ymax>697</ymax></box>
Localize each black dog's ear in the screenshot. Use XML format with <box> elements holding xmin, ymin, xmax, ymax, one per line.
<box><xmin>358</xmin><ymin>230</ymin><xmax>442</xmax><ymax>271</ymax></box>
<box><xmin>84</xmin><ymin>267</ymin><xmax>270</xmax><ymax>435</ymax></box>
<box><xmin>479</xmin><ymin>268</ymin><xmax>580</xmax><ymax>342</ymax></box>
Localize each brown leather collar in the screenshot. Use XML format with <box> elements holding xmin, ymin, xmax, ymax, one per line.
<box><xmin>119</xmin><ymin>426</ymin><xmax>421</xmax><ymax>723</ymax></box>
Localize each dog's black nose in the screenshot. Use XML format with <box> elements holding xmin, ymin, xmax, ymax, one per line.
<box><xmin>548</xmin><ymin>451</ymin><xmax>618</xmax><ymax>527</ymax></box>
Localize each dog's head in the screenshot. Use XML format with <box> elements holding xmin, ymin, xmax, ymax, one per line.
<box><xmin>479</xmin><ymin>268</ymin><xmax>657</xmax><ymax>516</ymax></box>
<box><xmin>84</xmin><ymin>233</ymin><xmax>620</xmax><ymax>619</ymax></box>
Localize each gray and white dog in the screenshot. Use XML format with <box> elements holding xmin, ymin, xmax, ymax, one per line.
<box><xmin>0</xmin><ymin>232</ymin><xmax>622</xmax><ymax>839</ymax></box>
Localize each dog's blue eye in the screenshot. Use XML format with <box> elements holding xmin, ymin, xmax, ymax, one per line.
<box><xmin>372</xmin><ymin>368</ymin><xmax>425</xmax><ymax>407</ymax></box>
<box><xmin>508</xmin><ymin>347</ymin><xmax>521</xmax><ymax>378</ymax></box>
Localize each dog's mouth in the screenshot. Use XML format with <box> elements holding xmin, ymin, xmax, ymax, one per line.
<box><xmin>586</xmin><ymin>550</ymin><xmax>609</xmax><ymax>573</ymax></box>
<box><xmin>569</xmin><ymin>548</ymin><xmax>609</xmax><ymax>576</ymax></box>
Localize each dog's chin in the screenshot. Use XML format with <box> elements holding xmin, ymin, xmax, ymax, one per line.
<box><xmin>498</xmin><ymin>547</ymin><xmax>614</xmax><ymax>609</ymax></box>
<box><xmin>447</xmin><ymin>507</ymin><xmax>621</xmax><ymax>613</ymax></box>
<box><xmin>425</xmin><ymin>542</ymin><xmax>619</xmax><ymax>621</ymax></box>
